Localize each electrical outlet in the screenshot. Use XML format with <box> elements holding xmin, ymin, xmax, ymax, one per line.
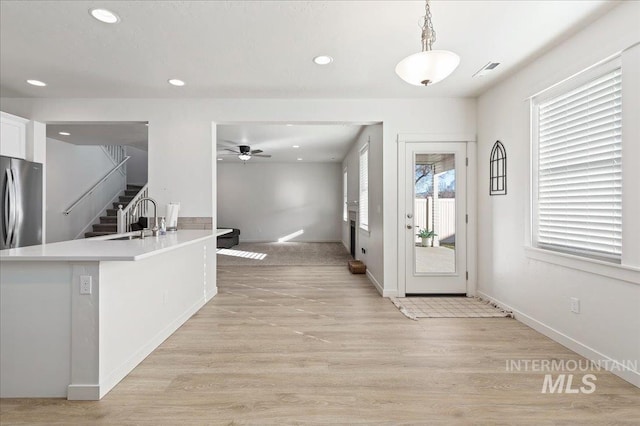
<box><xmin>361</xmin><ymin>248</ymin><xmax>366</xmax><ymax>254</ymax></box>
<box><xmin>80</xmin><ymin>275</ymin><xmax>92</xmax><ymax>295</ymax></box>
<box><xmin>570</xmin><ymin>297</ymin><xmax>580</xmax><ymax>314</ymax></box>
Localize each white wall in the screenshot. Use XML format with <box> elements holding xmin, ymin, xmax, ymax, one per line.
<box><xmin>476</xmin><ymin>1</ymin><xmax>640</xmax><ymax>386</ymax></box>
<box><xmin>125</xmin><ymin>145</ymin><xmax>148</xmax><ymax>186</ymax></box>
<box><xmin>46</xmin><ymin>138</ymin><xmax>125</xmax><ymax>243</ymax></box>
<box><xmin>342</xmin><ymin>124</ymin><xmax>384</xmax><ymax>291</ymax></box>
<box><xmin>0</xmin><ymin>98</ymin><xmax>476</xmax><ymax>294</ymax></box>
<box><xmin>217</xmin><ymin>162</ymin><xmax>342</xmax><ymax>242</ymax></box>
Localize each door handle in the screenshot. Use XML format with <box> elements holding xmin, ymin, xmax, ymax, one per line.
<box><xmin>4</xmin><ymin>168</ymin><xmax>16</xmax><ymax>247</ymax></box>
<box><xmin>406</xmin><ymin>224</ymin><xmax>413</xmax><ymax>229</ymax></box>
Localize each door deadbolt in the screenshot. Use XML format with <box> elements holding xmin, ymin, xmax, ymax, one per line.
<box><xmin>406</xmin><ymin>225</ymin><xmax>413</xmax><ymax>229</ymax></box>
<box><xmin>407</xmin><ymin>213</ymin><xmax>413</xmax><ymax>219</ymax></box>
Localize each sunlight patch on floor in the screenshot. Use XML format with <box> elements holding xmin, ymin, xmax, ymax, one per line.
<box><xmin>217</xmin><ymin>248</ymin><xmax>267</xmax><ymax>260</ymax></box>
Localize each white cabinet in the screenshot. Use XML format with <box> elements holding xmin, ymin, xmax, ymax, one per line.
<box><xmin>1</xmin><ymin>111</ymin><xmax>28</xmax><ymax>159</ymax></box>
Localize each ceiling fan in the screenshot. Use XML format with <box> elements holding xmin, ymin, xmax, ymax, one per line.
<box><xmin>219</xmin><ymin>144</ymin><xmax>272</xmax><ymax>161</ymax></box>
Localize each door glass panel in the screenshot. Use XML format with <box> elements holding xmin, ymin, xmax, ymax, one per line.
<box><xmin>414</xmin><ymin>153</ymin><xmax>456</xmax><ymax>274</ymax></box>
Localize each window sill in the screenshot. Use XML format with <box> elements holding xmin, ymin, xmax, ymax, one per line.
<box><xmin>359</xmin><ymin>227</ymin><xmax>370</xmax><ymax>236</ymax></box>
<box><xmin>524</xmin><ymin>246</ymin><xmax>640</xmax><ymax>285</ymax></box>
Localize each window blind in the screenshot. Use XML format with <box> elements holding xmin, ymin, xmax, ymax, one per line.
<box><xmin>359</xmin><ymin>146</ymin><xmax>369</xmax><ymax>231</ymax></box>
<box><xmin>536</xmin><ymin>67</ymin><xmax>622</xmax><ymax>260</ymax></box>
<box><xmin>343</xmin><ymin>169</ymin><xmax>348</xmax><ymax>221</ymax></box>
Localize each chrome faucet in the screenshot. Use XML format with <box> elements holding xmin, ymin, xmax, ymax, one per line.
<box><xmin>131</xmin><ymin>197</ymin><xmax>159</xmax><ymax>238</ymax></box>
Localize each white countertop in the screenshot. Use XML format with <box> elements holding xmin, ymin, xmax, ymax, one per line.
<box><xmin>0</xmin><ymin>229</ymin><xmax>232</xmax><ymax>262</ymax></box>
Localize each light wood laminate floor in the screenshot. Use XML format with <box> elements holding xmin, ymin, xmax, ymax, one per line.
<box><xmin>1</xmin><ymin>265</ymin><xmax>639</xmax><ymax>424</ymax></box>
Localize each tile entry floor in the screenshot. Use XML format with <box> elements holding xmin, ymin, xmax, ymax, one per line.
<box><xmin>391</xmin><ymin>296</ymin><xmax>512</xmax><ymax>319</ymax></box>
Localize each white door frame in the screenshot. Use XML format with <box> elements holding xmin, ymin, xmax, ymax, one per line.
<box><xmin>397</xmin><ymin>133</ymin><xmax>477</xmax><ymax>297</ymax></box>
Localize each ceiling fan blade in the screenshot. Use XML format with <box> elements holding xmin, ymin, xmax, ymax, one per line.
<box><xmin>224</xmin><ymin>148</ymin><xmax>240</xmax><ymax>153</ymax></box>
<box><xmin>252</xmin><ymin>154</ymin><xmax>272</xmax><ymax>158</ymax></box>
<box><xmin>251</xmin><ymin>149</ymin><xmax>263</xmax><ymax>154</ymax></box>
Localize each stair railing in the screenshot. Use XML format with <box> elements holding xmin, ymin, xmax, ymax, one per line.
<box><xmin>102</xmin><ymin>145</ymin><xmax>127</xmax><ymax>177</ymax></box>
<box><xmin>63</xmin><ymin>156</ymin><xmax>130</xmax><ymax>215</ymax></box>
<box><xmin>117</xmin><ymin>184</ymin><xmax>149</xmax><ymax>233</ymax></box>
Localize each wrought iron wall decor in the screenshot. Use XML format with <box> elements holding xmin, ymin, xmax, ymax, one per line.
<box><xmin>490</xmin><ymin>140</ymin><xmax>507</xmax><ymax>195</ymax></box>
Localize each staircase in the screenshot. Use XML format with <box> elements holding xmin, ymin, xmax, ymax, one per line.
<box><xmin>84</xmin><ymin>184</ymin><xmax>145</xmax><ymax>238</ymax></box>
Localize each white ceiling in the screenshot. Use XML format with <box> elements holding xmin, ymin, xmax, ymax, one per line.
<box><xmin>0</xmin><ymin>0</ymin><xmax>616</xmax><ymax>99</ymax></box>
<box><xmin>217</xmin><ymin>123</ymin><xmax>367</xmax><ymax>163</ymax></box>
<box><xmin>47</xmin><ymin>122</ymin><xmax>148</xmax><ymax>150</ymax></box>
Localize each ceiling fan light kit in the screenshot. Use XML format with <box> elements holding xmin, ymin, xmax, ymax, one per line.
<box><xmin>396</xmin><ymin>0</ymin><xmax>460</xmax><ymax>86</ymax></box>
<box><xmin>220</xmin><ymin>144</ymin><xmax>272</xmax><ymax>162</ymax></box>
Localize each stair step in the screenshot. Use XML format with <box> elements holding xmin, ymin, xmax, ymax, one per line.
<box><xmin>106</xmin><ymin>209</ymin><xmax>118</xmax><ymax>216</ymax></box>
<box><xmin>118</xmin><ymin>196</ymin><xmax>135</xmax><ymax>203</ymax></box>
<box><xmin>85</xmin><ymin>231</ymin><xmax>116</xmax><ymax>238</ymax></box>
<box><xmin>93</xmin><ymin>223</ymin><xmax>117</xmax><ymax>232</ymax></box>
<box><xmin>100</xmin><ymin>216</ymin><xmax>117</xmax><ymax>224</ymax></box>
<box><xmin>127</xmin><ymin>184</ymin><xmax>144</xmax><ymax>190</ymax></box>
<box><xmin>124</xmin><ymin>190</ymin><xmax>139</xmax><ymax>196</ymax></box>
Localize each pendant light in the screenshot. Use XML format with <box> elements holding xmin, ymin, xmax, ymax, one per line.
<box><xmin>395</xmin><ymin>0</ymin><xmax>460</xmax><ymax>86</ymax></box>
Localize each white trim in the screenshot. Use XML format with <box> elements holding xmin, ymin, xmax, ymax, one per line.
<box><xmin>396</xmin><ymin>136</ymin><xmax>476</xmax><ymax>297</ymax></box>
<box><xmin>525</xmin><ymin>246</ymin><xmax>640</xmax><ymax>285</ymax></box>
<box><xmin>525</xmin><ymin>48</ymin><xmax>634</xmax><ymax>101</ymax></box>
<box><xmin>397</xmin><ymin>137</ymin><xmax>407</xmax><ymax>296</ymax></box>
<box><xmin>93</xmin><ymin>297</ymin><xmax>206</xmax><ymax>401</ymax></box>
<box><xmin>367</xmin><ymin>269</ymin><xmax>396</xmax><ymax>297</ymax></box>
<box><xmin>477</xmin><ymin>291</ymin><xmax>640</xmax><ymax>388</ymax></box>
<box><xmin>398</xmin><ymin>133</ymin><xmax>477</xmax><ymax>143</ymax></box>
<box><xmin>466</xmin><ymin>142</ymin><xmax>478</xmax><ymax>296</ymax></box>
<box><xmin>358</xmin><ymin>143</ymin><xmax>369</xmax><ymax>232</ymax></box>
<box><xmin>205</xmin><ymin>286</ymin><xmax>218</xmax><ymax>303</ymax></box>
<box><xmin>67</xmin><ymin>384</ymin><xmax>101</xmax><ymax>401</ymax></box>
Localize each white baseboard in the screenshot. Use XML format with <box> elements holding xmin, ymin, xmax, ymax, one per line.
<box><xmin>206</xmin><ymin>287</ymin><xmax>218</xmax><ymax>303</ymax></box>
<box><xmin>366</xmin><ymin>270</ymin><xmax>396</xmax><ymax>297</ymax></box>
<box><xmin>477</xmin><ymin>291</ymin><xmax>640</xmax><ymax>388</ymax></box>
<box><xmin>75</xmin><ymin>298</ymin><xmax>206</xmax><ymax>401</ymax></box>
<box><xmin>67</xmin><ymin>384</ymin><xmax>100</xmax><ymax>401</ymax></box>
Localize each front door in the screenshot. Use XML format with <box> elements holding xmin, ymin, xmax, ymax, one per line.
<box><xmin>404</xmin><ymin>142</ymin><xmax>467</xmax><ymax>294</ymax></box>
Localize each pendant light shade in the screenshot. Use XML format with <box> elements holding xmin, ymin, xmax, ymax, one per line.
<box><xmin>396</xmin><ymin>0</ymin><xmax>459</xmax><ymax>86</ymax></box>
<box><xmin>395</xmin><ymin>50</ymin><xmax>460</xmax><ymax>86</ymax></box>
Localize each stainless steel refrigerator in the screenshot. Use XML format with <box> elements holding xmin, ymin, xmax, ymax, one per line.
<box><xmin>1</xmin><ymin>155</ymin><xmax>43</xmax><ymax>249</ymax></box>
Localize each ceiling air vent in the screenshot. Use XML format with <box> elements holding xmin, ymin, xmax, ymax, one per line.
<box><xmin>473</xmin><ymin>62</ymin><xmax>500</xmax><ymax>77</ymax></box>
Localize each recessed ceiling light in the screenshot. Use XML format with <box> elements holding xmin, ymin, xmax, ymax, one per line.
<box><xmin>313</xmin><ymin>55</ymin><xmax>333</xmax><ymax>65</ymax></box>
<box><xmin>58</xmin><ymin>132</ymin><xmax>70</xmax><ymax>136</ymax></box>
<box><xmin>26</xmin><ymin>79</ymin><xmax>46</xmax><ymax>87</ymax></box>
<box><xmin>145</xmin><ymin>123</ymin><xmax>149</xmax><ymax>127</ymax></box>
<box><xmin>168</xmin><ymin>79</ymin><xmax>185</xmax><ymax>86</ymax></box>
<box><xmin>89</xmin><ymin>8</ymin><xmax>120</xmax><ymax>24</ymax></box>
<box><xmin>286</xmin><ymin>124</ymin><xmax>294</xmax><ymax>127</ymax></box>
<box><xmin>297</xmin><ymin>158</ymin><xmax>303</xmax><ymax>161</ymax></box>
<box><xmin>217</xmin><ymin>158</ymin><xmax>223</xmax><ymax>161</ymax></box>
<box><xmin>292</xmin><ymin>145</ymin><xmax>300</xmax><ymax>148</ymax></box>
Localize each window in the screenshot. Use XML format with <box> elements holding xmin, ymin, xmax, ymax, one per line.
<box><xmin>343</xmin><ymin>169</ymin><xmax>348</xmax><ymax>222</ymax></box>
<box><xmin>532</xmin><ymin>61</ymin><xmax>622</xmax><ymax>262</ymax></box>
<box><xmin>359</xmin><ymin>145</ymin><xmax>369</xmax><ymax>231</ymax></box>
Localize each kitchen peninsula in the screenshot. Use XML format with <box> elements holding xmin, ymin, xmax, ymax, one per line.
<box><xmin>0</xmin><ymin>229</ymin><xmax>231</xmax><ymax>400</ymax></box>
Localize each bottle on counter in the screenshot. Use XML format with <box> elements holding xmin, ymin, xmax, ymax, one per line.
<box><xmin>160</xmin><ymin>217</ymin><xmax>167</xmax><ymax>235</ymax></box>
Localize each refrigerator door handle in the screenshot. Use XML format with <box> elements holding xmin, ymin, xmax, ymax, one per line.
<box><xmin>4</xmin><ymin>168</ymin><xmax>17</xmax><ymax>247</ymax></box>
<box><xmin>2</xmin><ymin>168</ymin><xmax>8</xmax><ymax>246</ymax></box>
